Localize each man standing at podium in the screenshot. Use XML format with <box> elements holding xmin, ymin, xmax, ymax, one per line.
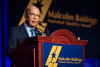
<box><xmin>7</xmin><ymin>5</ymin><xmax>43</xmax><ymax>56</ymax></box>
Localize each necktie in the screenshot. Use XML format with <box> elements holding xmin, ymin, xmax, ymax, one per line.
<box><xmin>30</xmin><ymin>29</ymin><xmax>35</xmax><ymax>37</ymax></box>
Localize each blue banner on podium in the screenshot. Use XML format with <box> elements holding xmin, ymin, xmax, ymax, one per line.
<box><xmin>42</xmin><ymin>42</ymin><xmax>83</xmax><ymax>67</ymax></box>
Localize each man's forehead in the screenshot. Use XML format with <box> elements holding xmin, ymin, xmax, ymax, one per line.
<box><xmin>29</xmin><ymin>6</ymin><xmax>40</xmax><ymax>13</ymax></box>
<box><xmin>29</xmin><ymin>6</ymin><xmax>39</xmax><ymax>10</ymax></box>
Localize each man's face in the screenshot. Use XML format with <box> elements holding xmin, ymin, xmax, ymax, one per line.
<box><xmin>26</xmin><ymin>6</ymin><xmax>40</xmax><ymax>28</ymax></box>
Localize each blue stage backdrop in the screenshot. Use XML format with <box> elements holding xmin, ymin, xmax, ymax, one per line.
<box><xmin>0</xmin><ymin>0</ymin><xmax>2</xmax><ymax>66</ymax></box>
<box><xmin>3</xmin><ymin>0</ymin><xmax>11</xmax><ymax>67</ymax></box>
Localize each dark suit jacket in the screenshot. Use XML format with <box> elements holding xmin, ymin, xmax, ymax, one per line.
<box><xmin>7</xmin><ymin>24</ymin><xmax>42</xmax><ymax>55</ymax></box>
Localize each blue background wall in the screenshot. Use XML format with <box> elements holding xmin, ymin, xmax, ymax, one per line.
<box><xmin>0</xmin><ymin>0</ymin><xmax>2</xmax><ymax>66</ymax></box>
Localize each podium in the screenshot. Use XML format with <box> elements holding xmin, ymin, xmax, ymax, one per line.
<box><xmin>8</xmin><ymin>29</ymin><xmax>87</xmax><ymax>67</ymax></box>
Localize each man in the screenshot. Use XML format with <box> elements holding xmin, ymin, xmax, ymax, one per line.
<box><xmin>7</xmin><ymin>5</ymin><xmax>43</xmax><ymax>55</ymax></box>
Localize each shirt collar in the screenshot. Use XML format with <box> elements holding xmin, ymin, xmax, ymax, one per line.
<box><xmin>24</xmin><ymin>22</ymin><xmax>35</xmax><ymax>31</ymax></box>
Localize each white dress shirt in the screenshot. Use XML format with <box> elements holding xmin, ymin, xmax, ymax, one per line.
<box><xmin>24</xmin><ymin>22</ymin><xmax>36</xmax><ymax>37</ymax></box>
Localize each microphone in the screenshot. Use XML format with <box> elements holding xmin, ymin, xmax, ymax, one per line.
<box><xmin>34</xmin><ymin>27</ymin><xmax>38</xmax><ymax>36</ymax></box>
<box><xmin>38</xmin><ymin>22</ymin><xmax>46</xmax><ymax>28</ymax></box>
<box><xmin>39</xmin><ymin>22</ymin><xmax>50</xmax><ymax>36</ymax></box>
<box><xmin>35</xmin><ymin>22</ymin><xmax>50</xmax><ymax>36</ymax></box>
<box><xmin>34</xmin><ymin>27</ymin><xmax>42</xmax><ymax>36</ymax></box>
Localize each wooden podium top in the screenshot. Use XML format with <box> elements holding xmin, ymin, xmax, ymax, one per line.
<box><xmin>38</xmin><ymin>29</ymin><xmax>87</xmax><ymax>46</ymax></box>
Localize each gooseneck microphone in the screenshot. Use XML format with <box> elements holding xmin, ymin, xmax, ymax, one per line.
<box><xmin>38</xmin><ymin>22</ymin><xmax>49</xmax><ymax>36</ymax></box>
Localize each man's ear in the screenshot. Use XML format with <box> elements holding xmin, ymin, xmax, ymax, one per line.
<box><xmin>25</xmin><ymin>14</ymin><xmax>28</xmax><ymax>18</ymax></box>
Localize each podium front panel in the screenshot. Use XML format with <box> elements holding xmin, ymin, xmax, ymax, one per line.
<box><xmin>42</xmin><ymin>42</ymin><xmax>83</xmax><ymax>67</ymax></box>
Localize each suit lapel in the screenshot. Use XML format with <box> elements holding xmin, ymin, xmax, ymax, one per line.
<box><xmin>20</xmin><ymin>24</ymin><xmax>29</xmax><ymax>38</ymax></box>
<box><xmin>34</xmin><ymin>27</ymin><xmax>42</xmax><ymax>36</ymax></box>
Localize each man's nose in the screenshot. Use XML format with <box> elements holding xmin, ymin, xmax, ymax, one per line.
<box><xmin>33</xmin><ymin>15</ymin><xmax>36</xmax><ymax>19</ymax></box>
<box><xmin>33</xmin><ymin>15</ymin><xmax>37</xmax><ymax>19</ymax></box>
